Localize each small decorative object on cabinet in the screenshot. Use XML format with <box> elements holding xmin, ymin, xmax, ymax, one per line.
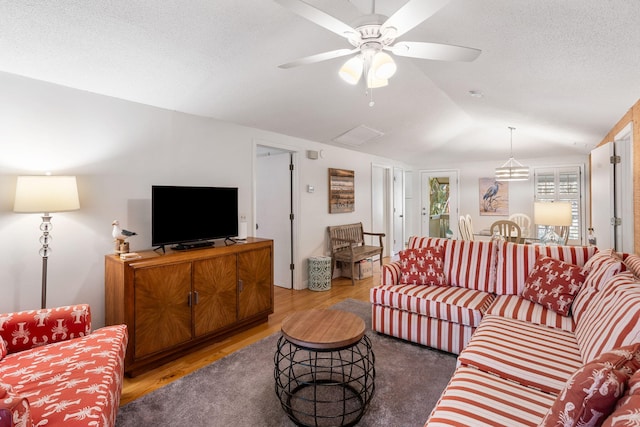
<box><xmin>105</xmin><ymin>237</ymin><xmax>273</xmax><ymax>376</ymax></box>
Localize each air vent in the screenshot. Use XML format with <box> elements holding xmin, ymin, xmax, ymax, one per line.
<box><xmin>332</xmin><ymin>125</ymin><xmax>384</xmax><ymax>146</ymax></box>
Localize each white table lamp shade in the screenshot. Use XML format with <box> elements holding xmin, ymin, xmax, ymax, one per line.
<box><xmin>534</xmin><ymin>202</ymin><xmax>572</xmax><ymax>226</ymax></box>
<box><xmin>14</xmin><ymin>176</ymin><xmax>80</xmax><ymax>213</ymax></box>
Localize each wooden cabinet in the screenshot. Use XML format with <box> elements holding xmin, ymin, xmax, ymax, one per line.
<box><xmin>105</xmin><ymin>238</ymin><xmax>273</xmax><ymax>376</ymax></box>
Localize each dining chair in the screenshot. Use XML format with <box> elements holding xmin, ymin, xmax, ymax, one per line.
<box><xmin>508</xmin><ymin>213</ymin><xmax>531</xmax><ymax>238</ymax></box>
<box><xmin>490</xmin><ymin>220</ymin><xmax>522</xmax><ymax>243</ymax></box>
<box><xmin>458</xmin><ymin>215</ymin><xmax>474</xmax><ymax>240</ymax></box>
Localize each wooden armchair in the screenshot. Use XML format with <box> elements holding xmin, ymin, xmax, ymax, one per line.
<box><xmin>327</xmin><ymin>223</ymin><xmax>385</xmax><ymax>286</ymax></box>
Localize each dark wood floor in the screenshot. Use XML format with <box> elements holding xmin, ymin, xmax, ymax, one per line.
<box><xmin>120</xmin><ymin>272</ymin><xmax>380</xmax><ymax>405</ymax></box>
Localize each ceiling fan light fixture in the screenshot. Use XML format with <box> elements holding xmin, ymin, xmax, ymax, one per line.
<box><xmin>366</xmin><ymin>69</ymin><xmax>388</xmax><ymax>88</ymax></box>
<box><xmin>372</xmin><ymin>51</ymin><xmax>396</xmax><ymax>80</ymax></box>
<box><xmin>338</xmin><ymin>56</ymin><xmax>363</xmax><ymax>85</ymax></box>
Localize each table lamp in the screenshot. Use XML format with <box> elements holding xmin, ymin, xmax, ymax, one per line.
<box><xmin>534</xmin><ymin>201</ymin><xmax>572</xmax><ymax>245</ymax></box>
<box><xmin>14</xmin><ymin>175</ymin><xmax>80</xmax><ymax>308</ymax></box>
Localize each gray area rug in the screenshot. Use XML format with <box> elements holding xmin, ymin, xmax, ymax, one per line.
<box><xmin>116</xmin><ymin>299</ymin><xmax>457</xmax><ymax>427</ymax></box>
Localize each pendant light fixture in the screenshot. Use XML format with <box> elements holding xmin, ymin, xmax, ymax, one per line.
<box><xmin>495</xmin><ymin>126</ymin><xmax>529</xmax><ymax>181</ymax></box>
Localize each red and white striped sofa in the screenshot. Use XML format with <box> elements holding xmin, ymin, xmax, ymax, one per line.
<box><xmin>0</xmin><ymin>304</ymin><xmax>128</xmax><ymax>427</ymax></box>
<box><xmin>370</xmin><ymin>237</ymin><xmax>640</xmax><ymax>426</ymax></box>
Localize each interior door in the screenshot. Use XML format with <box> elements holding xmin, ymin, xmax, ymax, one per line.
<box><xmin>392</xmin><ymin>167</ymin><xmax>404</xmax><ymax>254</ymax></box>
<box><xmin>590</xmin><ymin>143</ymin><xmax>615</xmax><ymax>249</ymax></box>
<box><xmin>615</xmin><ymin>126</ymin><xmax>634</xmax><ymax>253</ymax></box>
<box><xmin>256</xmin><ymin>146</ymin><xmax>293</xmax><ymax>289</ymax></box>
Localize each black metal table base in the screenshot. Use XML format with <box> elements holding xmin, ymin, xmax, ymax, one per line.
<box><xmin>274</xmin><ymin>335</ymin><xmax>375</xmax><ymax>427</ymax></box>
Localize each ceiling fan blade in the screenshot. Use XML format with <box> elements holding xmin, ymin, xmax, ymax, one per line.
<box><xmin>278</xmin><ymin>48</ymin><xmax>357</xmax><ymax>69</ymax></box>
<box><xmin>275</xmin><ymin>0</ymin><xmax>358</xmax><ymax>39</ymax></box>
<box><xmin>391</xmin><ymin>41</ymin><xmax>481</xmax><ymax>62</ymax></box>
<box><xmin>381</xmin><ymin>0</ymin><xmax>450</xmax><ymax>38</ymax></box>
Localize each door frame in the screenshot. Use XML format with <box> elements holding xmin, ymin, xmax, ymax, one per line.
<box><xmin>253</xmin><ymin>139</ymin><xmax>302</xmax><ymax>289</ymax></box>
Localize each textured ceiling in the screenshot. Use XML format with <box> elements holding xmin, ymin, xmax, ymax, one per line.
<box><xmin>1</xmin><ymin>0</ymin><xmax>639</xmax><ymax>165</ymax></box>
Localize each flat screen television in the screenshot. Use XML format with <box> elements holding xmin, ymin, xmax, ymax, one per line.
<box><xmin>152</xmin><ymin>185</ymin><xmax>238</xmax><ymax>249</ymax></box>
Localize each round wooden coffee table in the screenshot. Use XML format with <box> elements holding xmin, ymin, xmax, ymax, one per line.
<box><xmin>274</xmin><ymin>309</ymin><xmax>375</xmax><ymax>427</ymax></box>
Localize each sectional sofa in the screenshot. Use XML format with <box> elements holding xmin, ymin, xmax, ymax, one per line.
<box><xmin>371</xmin><ymin>237</ymin><xmax>640</xmax><ymax>426</ymax></box>
<box><xmin>0</xmin><ymin>304</ymin><xmax>128</xmax><ymax>427</ymax></box>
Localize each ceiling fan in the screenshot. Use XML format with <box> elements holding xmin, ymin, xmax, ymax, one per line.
<box><xmin>275</xmin><ymin>0</ymin><xmax>481</xmax><ymax>89</ymax></box>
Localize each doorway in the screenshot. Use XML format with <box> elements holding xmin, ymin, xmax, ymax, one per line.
<box><xmin>255</xmin><ymin>144</ymin><xmax>296</xmax><ymax>289</ymax></box>
<box><xmin>371</xmin><ymin>164</ymin><xmax>392</xmax><ymax>256</ymax></box>
<box><xmin>420</xmin><ymin>170</ymin><xmax>459</xmax><ymax>238</ymax></box>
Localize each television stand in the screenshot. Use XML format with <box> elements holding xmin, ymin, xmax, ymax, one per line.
<box><xmin>171</xmin><ymin>241</ymin><xmax>214</xmax><ymax>251</ymax></box>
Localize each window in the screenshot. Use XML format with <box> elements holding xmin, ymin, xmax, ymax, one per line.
<box><xmin>534</xmin><ymin>166</ymin><xmax>583</xmax><ymax>244</ymax></box>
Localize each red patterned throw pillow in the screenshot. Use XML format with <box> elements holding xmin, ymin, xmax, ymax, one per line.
<box><xmin>399</xmin><ymin>247</ymin><xmax>446</xmax><ymax>286</ymax></box>
<box><xmin>540</xmin><ymin>343</ymin><xmax>640</xmax><ymax>427</ymax></box>
<box><xmin>522</xmin><ymin>256</ymin><xmax>587</xmax><ymax>316</ymax></box>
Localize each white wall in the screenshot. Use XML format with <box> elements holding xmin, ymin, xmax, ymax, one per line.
<box><xmin>0</xmin><ymin>72</ymin><xmax>405</xmax><ymax>325</ymax></box>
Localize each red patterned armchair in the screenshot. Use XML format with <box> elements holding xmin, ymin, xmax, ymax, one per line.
<box><xmin>0</xmin><ymin>304</ymin><xmax>127</xmax><ymax>427</ymax></box>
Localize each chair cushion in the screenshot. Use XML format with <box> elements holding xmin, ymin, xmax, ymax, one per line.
<box><xmin>573</xmin><ymin>250</ymin><xmax>625</xmax><ymax>323</ymax></box>
<box><xmin>457</xmin><ymin>315</ymin><xmax>583</xmax><ymax>394</ymax></box>
<box><xmin>521</xmin><ymin>256</ymin><xmax>586</xmax><ymax>316</ymax></box>
<box><xmin>1</xmin><ymin>325</ymin><xmax>127</xmax><ymax>427</ymax></box>
<box><xmin>424</xmin><ymin>366</ymin><xmax>555</xmax><ymax>427</ymax></box>
<box><xmin>444</xmin><ymin>240</ymin><xmax>497</xmax><ymax>293</ymax></box>
<box><xmin>538</xmin><ymin>343</ymin><xmax>640</xmax><ymax>427</ymax></box>
<box><xmin>371</xmin><ymin>284</ymin><xmax>494</xmax><ymax>328</ymax></box>
<box><xmin>622</xmin><ymin>253</ymin><xmax>640</xmax><ymax>277</ymax></box>
<box><xmin>399</xmin><ymin>247</ymin><xmax>446</xmax><ymax>286</ymax></box>
<box><xmin>495</xmin><ymin>242</ymin><xmax>597</xmax><ymax>295</ymax></box>
<box><xmin>486</xmin><ymin>294</ymin><xmax>575</xmax><ymax>331</ymax></box>
<box><xmin>575</xmin><ymin>272</ymin><xmax>640</xmax><ymax>363</ymax></box>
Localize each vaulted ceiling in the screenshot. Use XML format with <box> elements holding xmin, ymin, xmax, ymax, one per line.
<box><xmin>2</xmin><ymin>0</ymin><xmax>639</xmax><ymax>165</ymax></box>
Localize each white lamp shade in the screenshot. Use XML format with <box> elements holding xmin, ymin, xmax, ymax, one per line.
<box><xmin>338</xmin><ymin>56</ymin><xmax>363</xmax><ymax>85</ymax></box>
<box><xmin>534</xmin><ymin>202</ymin><xmax>572</xmax><ymax>226</ymax></box>
<box><xmin>372</xmin><ymin>51</ymin><xmax>397</xmax><ymax>80</ymax></box>
<box><xmin>366</xmin><ymin>70</ymin><xmax>388</xmax><ymax>88</ymax></box>
<box><xmin>14</xmin><ymin>176</ymin><xmax>80</xmax><ymax>213</ymax></box>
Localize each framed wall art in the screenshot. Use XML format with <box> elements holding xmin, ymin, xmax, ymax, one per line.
<box><xmin>479</xmin><ymin>178</ymin><xmax>509</xmax><ymax>216</ymax></box>
<box><xmin>328</xmin><ymin>168</ymin><xmax>355</xmax><ymax>213</ymax></box>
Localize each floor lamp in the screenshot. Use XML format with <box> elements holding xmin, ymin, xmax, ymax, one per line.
<box><xmin>534</xmin><ymin>201</ymin><xmax>572</xmax><ymax>245</ymax></box>
<box><xmin>14</xmin><ymin>176</ymin><xmax>80</xmax><ymax>309</ymax></box>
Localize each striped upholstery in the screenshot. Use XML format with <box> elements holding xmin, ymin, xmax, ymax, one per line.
<box><xmin>371</xmin><ymin>284</ymin><xmax>494</xmax><ymax>328</ymax></box>
<box><xmin>424</xmin><ymin>366</ymin><xmax>555</xmax><ymax>427</ymax></box>
<box><xmin>407</xmin><ymin>236</ymin><xmax>450</xmax><ymax>249</ymax></box>
<box><xmin>623</xmin><ymin>253</ymin><xmax>640</xmax><ymax>277</ymax></box>
<box><xmin>381</xmin><ymin>261</ymin><xmax>402</xmax><ymax>286</ymax></box>
<box><xmin>372</xmin><ymin>304</ymin><xmax>475</xmax><ymax>354</ymax></box>
<box><xmin>486</xmin><ymin>294</ymin><xmax>575</xmax><ymax>331</ymax></box>
<box><xmin>538</xmin><ymin>244</ymin><xmax>597</xmax><ymax>266</ymax></box>
<box><xmin>574</xmin><ymin>272</ymin><xmax>640</xmax><ymax>363</ymax></box>
<box><xmin>443</xmin><ymin>240</ymin><xmax>497</xmax><ymax>292</ymax></box>
<box><xmin>495</xmin><ymin>242</ymin><xmax>597</xmax><ymax>295</ymax></box>
<box><xmin>457</xmin><ymin>315</ymin><xmax>583</xmax><ymax>394</ymax></box>
<box><xmin>572</xmin><ymin>250</ymin><xmax>625</xmax><ymax>323</ymax></box>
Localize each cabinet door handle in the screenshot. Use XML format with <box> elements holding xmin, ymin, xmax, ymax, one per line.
<box><xmin>193</xmin><ymin>291</ymin><xmax>199</xmax><ymax>305</ymax></box>
<box><xmin>187</xmin><ymin>292</ymin><xmax>192</xmax><ymax>307</ymax></box>
<box><xmin>238</xmin><ymin>279</ymin><xmax>244</xmax><ymax>292</ymax></box>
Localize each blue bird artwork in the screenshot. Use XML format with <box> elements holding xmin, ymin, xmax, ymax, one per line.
<box><xmin>481</xmin><ymin>180</ymin><xmax>503</xmax><ymax>213</ymax></box>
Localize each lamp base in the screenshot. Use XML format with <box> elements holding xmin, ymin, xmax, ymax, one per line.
<box><xmin>540</xmin><ymin>227</ymin><xmax>565</xmax><ymax>246</ymax></box>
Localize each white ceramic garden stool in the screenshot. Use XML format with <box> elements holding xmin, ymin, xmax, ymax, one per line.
<box><xmin>308</xmin><ymin>256</ymin><xmax>332</xmax><ymax>291</ymax></box>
